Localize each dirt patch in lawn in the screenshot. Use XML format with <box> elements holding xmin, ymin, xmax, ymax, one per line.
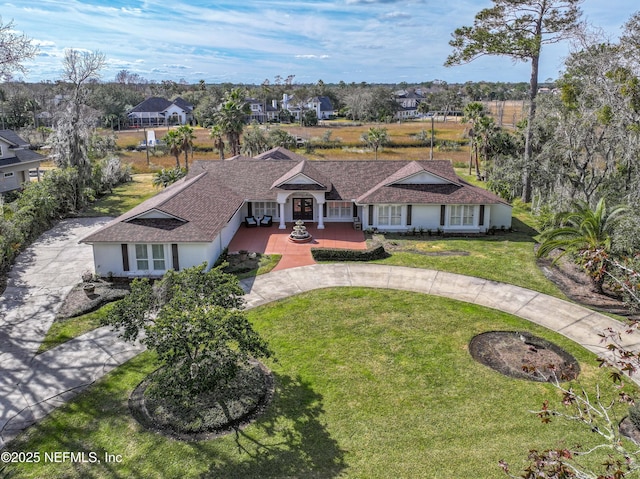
<box><xmin>469</xmin><ymin>331</ymin><xmax>580</xmax><ymax>382</ymax></box>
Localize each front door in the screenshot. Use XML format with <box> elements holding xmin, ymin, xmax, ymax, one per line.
<box><xmin>293</xmin><ymin>198</ymin><xmax>314</xmax><ymax>221</ymax></box>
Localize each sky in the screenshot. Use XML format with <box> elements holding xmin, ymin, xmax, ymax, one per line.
<box><xmin>2</xmin><ymin>0</ymin><xmax>638</xmax><ymax>85</ymax></box>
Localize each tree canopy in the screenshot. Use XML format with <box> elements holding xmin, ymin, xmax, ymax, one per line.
<box><xmin>446</xmin><ymin>0</ymin><xmax>583</xmax><ymax>202</ymax></box>
<box><xmin>0</xmin><ymin>17</ymin><xmax>38</xmax><ymax>81</ymax></box>
<box><xmin>104</xmin><ymin>264</ymin><xmax>272</xmax><ymax>399</ymax></box>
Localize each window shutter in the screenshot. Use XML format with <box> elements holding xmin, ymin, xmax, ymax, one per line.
<box><xmin>247</xmin><ymin>202</ymin><xmax>253</xmax><ymax>217</ymax></box>
<box><xmin>407</xmin><ymin>205</ymin><xmax>412</xmax><ymax>226</ymax></box>
<box><xmin>479</xmin><ymin>205</ymin><xmax>485</xmax><ymax>226</ymax></box>
<box><xmin>353</xmin><ymin>203</ymin><xmax>358</xmax><ymax>218</ymax></box>
<box><xmin>323</xmin><ymin>203</ymin><xmax>327</xmax><ymax>217</ymax></box>
<box><xmin>440</xmin><ymin>205</ymin><xmax>446</xmax><ymax>226</ymax></box>
<box><xmin>121</xmin><ymin>244</ymin><xmax>129</xmax><ymax>272</ymax></box>
<box><xmin>172</xmin><ymin>244</ymin><xmax>180</xmax><ymax>271</ymax></box>
<box><xmin>368</xmin><ymin>205</ymin><xmax>374</xmax><ymax>225</ymax></box>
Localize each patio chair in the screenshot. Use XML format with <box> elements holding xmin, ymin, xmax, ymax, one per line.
<box><xmin>260</xmin><ymin>215</ymin><xmax>273</xmax><ymax>227</ymax></box>
<box><xmin>245</xmin><ymin>216</ymin><xmax>258</xmax><ymax>228</ymax></box>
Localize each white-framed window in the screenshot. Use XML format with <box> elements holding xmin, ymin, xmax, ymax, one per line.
<box><xmin>450</xmin><ymin>205</ymin><xmax>475</xmax><ymax>226</ymax></box>
<box><xmin>327</xmin><ymin>201</ymin><xmax>352</xmax><ymax>219</ymax></box>
<box><xmin>135</xmin><ymin>244</ymin><xmax>166</xmax><ymax>271</ymax></box>
<box><xmin>135</xmin><ymin>244</ymin><xmax>149</xmax><ymax>270</ymax></box>
<box><xmin>152</xmin><ymin>244</ymin><xmax>166</xmax><ymax>270</ymax></box>
<box><xmin>253</xmin><ymin>201</ymin><xmax>278</xmax><ymax>218</ymax></box>
<box><xmin>378</xmin><ymin>205</ymin><xmax>402</xmax><ymax>226</ymax></box>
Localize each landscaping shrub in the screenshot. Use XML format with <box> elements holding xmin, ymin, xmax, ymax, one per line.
<box><xmin>310</xmin><ymin>244</ymin><xmax>388</xmax><ymax>262</ymax></box>
<box><xmin>629</xmin><ymin>402</ymin><xmax>640</xmax><ymax>431</ymax></box>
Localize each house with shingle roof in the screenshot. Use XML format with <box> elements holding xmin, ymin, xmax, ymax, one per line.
<box><xmin>282</xmin><ymin>95</ymin><xmax>335</xmax><ymax>121</ymax></box>
<box><xmin>0</xmin><ymin>130</ymin><xmax>43</xmax><ymax>193</ymax></box>
<box><xmin>127</xmin><ymin>97</ymin><xmax>194</xmax><ymax>127</ymax></box>
<box><xmin>81</xmin><ymin>148</ymin><xmax>512</xmax><ymax>277</ymax></box>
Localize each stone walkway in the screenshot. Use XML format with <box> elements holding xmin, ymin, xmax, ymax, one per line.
<box><xmin>0</xmin><ymin>223</ymin><xmax>636</xmax><ymax>449</ymax></box>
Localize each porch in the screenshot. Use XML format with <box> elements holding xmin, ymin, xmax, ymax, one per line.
<box><xmin>227</xmin><ymin>222</ymin><xmax>367</xmax><ymax>271</ymax></box>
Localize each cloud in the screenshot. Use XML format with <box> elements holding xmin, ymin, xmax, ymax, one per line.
<box><xmin>295</xmin><ymin>54</ymin><xmax>330</xmax><ymax>60</ymax></box>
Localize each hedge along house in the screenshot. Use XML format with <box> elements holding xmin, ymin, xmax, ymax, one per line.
<box><xmin>81</xmin><ymin>148</ymin><xmax>512</xmax><ymax>277</ymax></box>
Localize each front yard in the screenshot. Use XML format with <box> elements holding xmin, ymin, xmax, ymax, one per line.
<box><xmin>5</xmin><ymin>288</ymin><xmax>628</xmax><ymax>478</ymax></box>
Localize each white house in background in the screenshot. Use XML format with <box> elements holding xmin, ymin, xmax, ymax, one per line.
<box><xmin>0</xmin><ymin>130</ymin><xmax>43</xmax><ymax>193</ymax></box>
<box><xmin>127</xmin><ymin>97</ymin><xmax>194</xmax><ymax>127</ymax></box>
<box><xmin>282</xmin><ymin>94</ymin><xmax>335</xmax><ymax>121</ymax></box>
<box><xmin>81</xmin><ymin>147</ymin><xmax>512</xmax><ymax>277</ymax></box>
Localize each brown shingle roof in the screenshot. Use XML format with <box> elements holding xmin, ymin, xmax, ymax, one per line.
<box><xmin>82</xmin><ymin>152</ymin><xmax>509</xmax><ymax>244</ymax></box>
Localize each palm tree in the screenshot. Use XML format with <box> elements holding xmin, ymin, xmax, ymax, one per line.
<box><xmin>361</xmin><ymin>127</ymin><xmax>389</xmax><ymax>160</ymax></box>
<box><xmin>175</xmin><ymin>125</ymin><xmax>195</xmax><ymax>171</ymax></box>
<box><xmin>209</xmin><ymin>124</ymin><xmax>225</xmax><ymax>160</ymax></box>
<box><xmin>462</xmin><ymin>102</ymin><xmax>485</xmax><ymax>177</ymax></box>
<box><xmin>163</xmin><ymin>130</ymin><xmax>181</xmax><ymax>168</ymax></box>
<box><xmin>474</xmin><ymin>115</ymin><xmax>498</xmax><ymax>179</ymax></box>
<box><xmin>215</xmin><ymin>88</ymin><xmax>250</xmax><ymax>157</ymax></box>
<box><xmin>536</xmin><ymin>198</ymin><xmax>629</xmax><ymax>293</ymax></box>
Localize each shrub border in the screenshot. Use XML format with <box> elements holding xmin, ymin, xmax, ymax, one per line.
<box><xmin>310</xmin><ymin>244</ymin><xmax>388</xmax><ymax>262</ymax></box>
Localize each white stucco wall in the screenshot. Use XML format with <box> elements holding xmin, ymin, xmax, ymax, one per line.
<box><xmin>92</xmin><ymin>244</ymin><xmax>124</xmax><ymax>276</ymax></box>
<box><xmin>179</xmin><ymin>243</ymin><xmax>215</xmax><ymax>270</ymax></box>
<box><xmin>410</xmin><ymin>205</ymin><xmax>441</xmax><ymax>230</ymax></box>
<box><xmin>489</xmin><ymin>204</ymin><xmax>513</xmax><ymax>229</ymax></box>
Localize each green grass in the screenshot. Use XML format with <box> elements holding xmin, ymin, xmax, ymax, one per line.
<box><xmin>5</xmin><ymin>288</ymin><xmax>633</xmax><ymax>479</ymax></box>
<box><xmin>80</xmin><ymin>174</ymin><xmax>157</xmax><ymax>217</ymax></box>
<box><xmin>369</xmin><ymin>200</ymin><xmax>563</xmax><ymax>297</ymax></box>
<box><xmin>38</xmin><ymin>303</ymin><xmax>117</xmax><ymax>354</ymax></box>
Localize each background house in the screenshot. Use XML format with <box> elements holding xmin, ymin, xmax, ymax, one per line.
<box><xmin>282</xmin><ymin>94</ymin><xmax>335</xmax><ymax>121</ymax></box>
<box><xmin>0</xmin><ymin>130</ymin><xmax>43</xmax><ymax>193</ymax></box>
<box><xmin>127</xmin><ymin>97</ymin><xmax>194</xmax><ymax>127</ymax></box>
<box><xmin>394</xmin><ymin>89</ymin><xmax>425</xmax><ymax>120</ymax></box>
<box><xmin>246</xmin><ymin>98</ymin><xmax>279</xmax><ymax>123</ymax></box>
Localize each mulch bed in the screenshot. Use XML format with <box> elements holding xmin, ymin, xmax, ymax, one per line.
<box><xmin>129</xmin><ymin>361</ymin><xmax>274</xmax><ymax>442</ymax></box>
<box><xmin>55</xmin><ymin>279</ymin><xmax>130</xmax><ymax>319</ymax></box>
<box><xmin>469</xmin><ymin>331</ymin><xmax>580</xmax><ymax>382</ymax></box>
<box><xmin>537</xmin><ymin>251</ymin><xmax>637</xmax><ymax>319</ymax></box>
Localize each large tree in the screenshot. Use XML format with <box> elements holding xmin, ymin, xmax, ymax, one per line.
<box><xmin>214</xmin><ymin>88</ymin><xmax>250</xmax><ymax>157</ymax></box>
<box><xmin>462</xmin><ymin>102</ymin><xmax>486</xmax><ymax>177</ymax></box>
<box><xmin>0</xmin><ymin>17</ymin><xmax>38</xmax><ymax>81</ymax></box>
<box><xmin>175</xmin><ymin>124</ymin><xmax>195</xmax><ymax>171</ymax></box>
<box><xmin>445</xmin><ymin>0</ymin><xmax>583</xmax><ymax>202</ymax></box>
<box><xmin>48</xmin><ymin>49</ymin><xmax>106</xmax><ymax>209</ymax></box>
<box><xmin>104</xmin><ymin>264</ymin><xmax>272</xmax><ymax>399</ymax></box>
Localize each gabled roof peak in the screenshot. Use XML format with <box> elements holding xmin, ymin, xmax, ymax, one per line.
<box><xmin>271</xmin><ymin>159</ymin><xmax>332</xmax><ymax>191</ymax></box>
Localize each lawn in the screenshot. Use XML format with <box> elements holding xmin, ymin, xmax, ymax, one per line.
<box><xmin>80</xmin><ymin>173</ymin><xmax>157</xmax><ymax>217</ymax></box>
<box><xmin>4</xmin><ymin>289</ymin><xmax>632</xmax><ymax>479</ymax></box>
<box><xmin>37</xmin><ymin>303</ymin><xmax>117</xmax><ymax>354</ymax></box>
<box><xmin>367</xmin><ymin>201</ymin><xmax>563</xmax><ymax>298</ymax></box>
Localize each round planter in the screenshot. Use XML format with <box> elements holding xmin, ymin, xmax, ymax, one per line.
<box><xmin>83</xmin><ymin>283</ymin><xmax>96</xmax><ymax>295</ymax></box>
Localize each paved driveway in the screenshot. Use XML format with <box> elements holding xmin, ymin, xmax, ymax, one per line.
<box><xmin>0</xmin><ymin>217</ymin><xmax>145</xmax><ymax>449</ymax></box>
